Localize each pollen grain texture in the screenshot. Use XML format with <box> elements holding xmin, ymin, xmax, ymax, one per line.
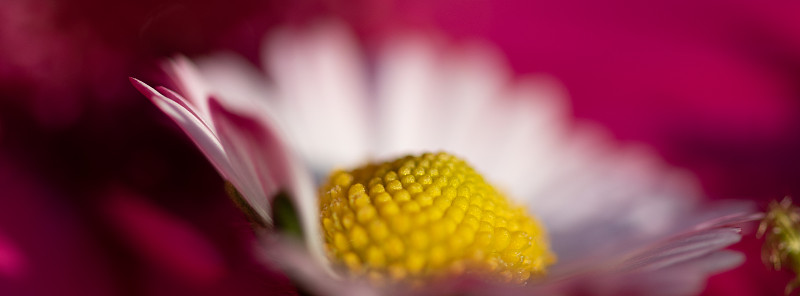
<box><xmin>319</xmin><ymin>152</ymin><xmax>555</xmax><ymax>284</ymax></box>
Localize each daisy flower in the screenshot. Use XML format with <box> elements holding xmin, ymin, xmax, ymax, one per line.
<box><xmin>132</xmin><ymin>21</ymin><xmax>759</xmax><ymax>295</ymax></box>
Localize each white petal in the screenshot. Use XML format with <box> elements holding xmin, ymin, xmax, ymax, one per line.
<box><xmin>527</xmin><ymin>132</ymin><xmax>703</xmax><ymax>263</ymax></box>
<box><xmin>208</xmin><ymin>99</ymin><xmax>327</xmax><ymax>267</ymax></box>
<box><xmin>260</xmin><ymin>238</ymin><xmax>378</xmax><ymax>296</ymax></box>
<box><xmin>616</xmin><ymin>227</ymin><xmax>743</xmax><ymax>272</ymax></box>
<box><xmin>462</xmin><ymin>75</ymin><xmax>570</xmax><ymax>198</ymax></box>
<box><xmin>374</xmin><ymin>35</ymin><xmax>444</xmax><ymax>157</ymax></box>
<box><xmin>164</xmin><ymin>56</ymin><xmax>213</xmax><ymax>120</ymax></box>
<box><xmin>208</xmin><ymin>98</ymin><xmax>293</xmax><ymax>224</ymax></box>
<box><xmin>191</xmin><ymin>52</ymin><xmax>277</xmax><ymax>118</ymax></box>
<box><xmin>130</xmin><ymin>78</ymin><xmax>234</xmax><ymax>181</ymax></box>
<box><xmin>263</xmin><ymin>21</ymin><xmax>370</xmax><ymax>171</ymax></box>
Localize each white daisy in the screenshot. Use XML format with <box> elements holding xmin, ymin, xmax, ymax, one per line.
<box><xmin>132</xmin><ymin>21</ymin><xmax>759</xmax><ymax>295</ymax></box>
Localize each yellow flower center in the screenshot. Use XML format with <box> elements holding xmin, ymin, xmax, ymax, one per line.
<box><xmin>319</xmin><ymin>152</ymin><xmax>556</xmax><ymax>284</ymax></box>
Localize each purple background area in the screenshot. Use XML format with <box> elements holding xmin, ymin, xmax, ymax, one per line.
<box><xmin>1</xmin><ymin>0</ymin><xmax>799</xmax><ymax>295</ymax></box>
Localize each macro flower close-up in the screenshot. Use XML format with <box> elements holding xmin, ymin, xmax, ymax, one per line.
<box><xmin>133</xmin><ymin>22</ymin><xmax>760</xmax><ymax>295</ymax></box>
<box><xmin>6</xmin><ymin>1</ymin><xmax>800</xmax><ymax>295</ymax></box>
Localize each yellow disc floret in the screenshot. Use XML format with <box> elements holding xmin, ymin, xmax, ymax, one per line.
<box><xmin>319</xmin><ymin>152</ymin><xmax>556</xmax><ymax>284</ymax></box>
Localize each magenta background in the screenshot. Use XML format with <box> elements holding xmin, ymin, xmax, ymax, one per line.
<box><xmin>1</xmin><ymin>0</ymin><xmax>799</xmax><ymax>295</ymax></box>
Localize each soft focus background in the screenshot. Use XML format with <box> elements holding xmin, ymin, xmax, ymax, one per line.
<box><xmin>1</xmin><ymin>0</ymin><xmax>799</xmax><ymax>295</ymax></box>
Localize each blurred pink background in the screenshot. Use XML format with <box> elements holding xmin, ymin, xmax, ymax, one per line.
<box><xmin>1</xmin><ymin>0</ymin><xmax>799</xmax><ymax>295</ymax></box>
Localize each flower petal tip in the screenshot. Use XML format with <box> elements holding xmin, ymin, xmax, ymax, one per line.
<box><xmin>129</xmin><ymin>77</ymin><xmax>158</xmax><ymax>99</ymax></box>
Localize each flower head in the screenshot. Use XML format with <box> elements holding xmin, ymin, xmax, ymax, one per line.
<box><xmin>319</xmin><ymin>152</ymin><xmax>556</xmax><ymax>284</ymax></box>
<box><xmin>132</xmin><ymin>21</ymin><xmax>759</xmax><ymax>295</ymax></box>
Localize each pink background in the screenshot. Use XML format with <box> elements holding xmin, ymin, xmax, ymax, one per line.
<box><xmin>1</xmin><ymin>0</ymin><xmax>798</xmax><ymax>295</ymax></box>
